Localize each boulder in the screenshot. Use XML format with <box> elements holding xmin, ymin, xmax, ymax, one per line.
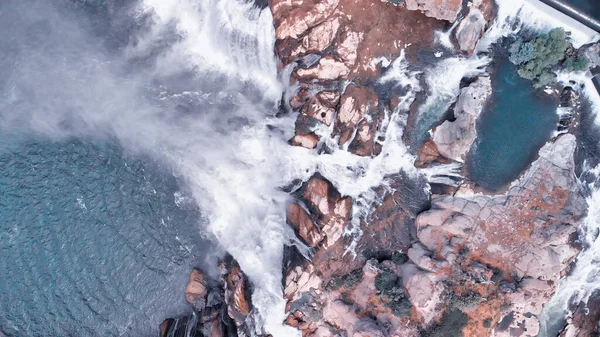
<box><xmin>560</xmin><ymin>290</ymin><xmax>600</xmax><ymax>337</ymax></box>
<box><xmin>405</xmin><ymin>0</ymin><xmax>462</xmax><ymax>22</ymax></box>
<box><xmin>454</xmin><ymin>8</ymin><xmax>486</xmax><ymax>54</ymax></box>
<box><xmin>185</xmin><ymin>269</ymin><xmax>208</xmax><ymax>310</ymax></box>
<box><xmin>223</xmin><ymin>261</ymin><xmax>251</xmax><ymax>326</ymax></box>
<box><xmin>432</xmin><ymin>76</ymin><xmax>492</xmax><ymax>161</ymax></box>
<box><xmin>287</xmin><ymin>203</ymin><xmax>324</xmax><ymax>247</ymax></box>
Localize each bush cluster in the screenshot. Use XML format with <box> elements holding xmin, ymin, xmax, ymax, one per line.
<box><xmin>325</xmin><ymin>268</ymin><xmax>363</xmax><ymax>291</ymax></box>
<box><xmin>375</xmin><ymin>270</ymin><xmax>412</xmax><ymax>317</ymax></box>
<box><xmin>508</xmin><ymin>28</ymin><xmax>589</xmax><ymax>88</ymax></box>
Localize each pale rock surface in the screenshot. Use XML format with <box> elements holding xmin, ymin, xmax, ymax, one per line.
<box><xmin>405</xmin><ymin>0</ymin><xmax>462</xmax><ymax>22</ymax></box>
<box><xmin>433</xmin><ymin>76</ymin><xmax>491</xmax><ymax>160</ymax></box>
<box><xmin>416</xmin><ymin>134</ymin><xmax>586</xmax><ymax>335</ymax></box>
<box><xmin>455</xmin><ymin>8</ymin><xmax>486</xmax><ymax>54</ymax></box>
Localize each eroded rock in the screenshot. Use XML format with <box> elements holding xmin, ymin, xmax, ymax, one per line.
<box><xmin>432</xmin><ymin>76</ymin><xmax>492</xmax><ymax>161</ymax></box>
<box><xmin>405</xmin><ymin>0</ymin><xmax>462</xmax><ymax>22</ymax></box>
<box><xmin>186</xmin><ymin>268</ymin><xmax>208</xmax><ymax>310</ymax></box>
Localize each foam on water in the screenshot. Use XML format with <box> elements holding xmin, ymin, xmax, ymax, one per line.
<box><xmin>412</xmin><ymin>55</ymin><xmax>490</xmax><ymax>145</ymax></box>
<box><xmin>0</xmin><ymin>1</ymin><xmax>443</xmax><ymax>335</ymax></box>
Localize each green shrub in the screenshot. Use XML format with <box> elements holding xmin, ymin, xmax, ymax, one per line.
<box><xmin>391</xmin><ymin>252</ymin><xmax>409</xmax><ymax>265</ymax></box>
<box><xmin>421</xmin><ymin>308</ymin><xmax>469</xmax><ymax>337</ymax></box>
<box><xmin>375</xmin><ymin>270</ymin><xmax>411</xmax><ymax>317</ymax></box>
<box><xmin>508</xmin><ymin>40</ymin><xmax>534</xmax><ymax>65</ymax></box>
<box><xmin>564</xmin><ymin>55</ymin><xmax>589</xmax><ymax>71</ymax></box>
<box><xmin>375</xmin><ymin>271</ymin><xmax>398</xmax><ymax>294</ymax></box>
<box><xmin>508</xmin><ymin>28</ymin><xmax>574</xmax><ymax>88</ymax></box>
<box><xmin>325</xmin><ymin>269</ymin><xmax>363</xmax><ymax>291</ymax></box>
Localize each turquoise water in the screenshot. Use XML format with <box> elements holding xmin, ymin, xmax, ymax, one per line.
<box><xmin>467</xmin><ymin>56</ymin><xmax>559</xmax><ymax>191</ymax></box>
<box><xmin>0</xmin><ymin>134</ymin><xmax>215</xmax><ymax>337</ymax></box>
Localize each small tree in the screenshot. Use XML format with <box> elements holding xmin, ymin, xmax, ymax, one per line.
<box><xmin>507</xmin><ymin>28</ymin><xmax>582</xmax><ymax>88</ymax></box>
<box><xmin>509</xmin><ymin>40</ymin><xmax>534</xmax><ymax>65</ymax></box>
<box><xmin>564</xmin><ymin>55</ymin><xmax>589</xmax><ymax>72</ymax></box>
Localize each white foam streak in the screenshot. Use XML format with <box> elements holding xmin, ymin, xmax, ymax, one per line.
<box><xmin>414</xmin><ymin>55</ymin><xmax>489</xmax><ymax>138</ymax></box>
<box><xmin>135</xmin><ymin>0</ymin><xmax>281</xmax><ymax>100</ymax></box>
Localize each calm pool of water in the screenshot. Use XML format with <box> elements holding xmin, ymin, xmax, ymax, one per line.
<box><xmin>0</xmin><ymin>134</ymin><xmax>214</xmax><ymax>337</ymax></box>
<box><xmin>467</xmin><ymin>56</ymin><xmax>559</xmax><ymax>191</ymax></box>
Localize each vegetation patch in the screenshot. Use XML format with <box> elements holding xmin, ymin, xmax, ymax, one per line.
<box><xmin>451</xmin><ymin>291</ymin><xmax>482</xmax><ymax>310</ymax></box>
<box><xmin>421</xmin><ymin>308</ymin><xmax>469</xmax><ymax>337</ymax></box>
<box><xmin>375</xmin><ymin>270</ymin><xmax>412</xmax><ymax>317</ymax></box>
<box><xmin>391</xmin><ymin>252</ymin><xmax>409</xmax><ymax>265</ymax></box>
<box><xmin>325</xmin><ymin>268</ymin><xmax>363</xmax><ymax>291</ymax></box>
<box><xmin>508</xmin><ymin>28</ymin><xmax>589</xmax><ymax>88</ymax></box>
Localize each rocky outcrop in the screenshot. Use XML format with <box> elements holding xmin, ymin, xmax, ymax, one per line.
<box><xmin>222</xmin><ymin>260</ymin><xmax>252</xmax><ymax>328</ymax></box>
<box><xmin>452</xmin><ymin>0</ymin><xmax>496</xmax><ymax>54</ymax></box>
<box><xmin>559</xmin><ymin>290</ymin><xmax>600</xmax><ymax>337</ymax></box>
<box><xmin>414</xmin><ymin>134</ymin><xmax>586</xmax><ymax>336</ymax></box>
<box><xmin>455</xmin><ymin>8</ymin><xmax>486</xmax><ymax>53</ymax></box>
<box><xmin>432</xmin><ymin>76</ymin><xmax>492</xmax><ymax>160</ymax></box>
<box><xmin>271</xmin><ymin>0</ymin><xmax>449</xmax><ymax>155</ymax></box>
<box><xmin>186</xmin><ymin>269</ymin><xmax>208</xmax><ymax>310</ymax></box>
<box><xmin>282</xmin><ymin>173</ymin><xmax>430</xmax><ymax>336</ymax></box>
<box><xmin>160</xmin><ymin>259</ymin><xmax>254</xmax><ymax>337</ymax></box>
<box><xmin>405</xmin><ymin>0</ymin><xmax>462</xmax><ymax>22</ymax></box>
<box><xmin>280</xmin><ymin>131</ymin><xmax>586</xmax><ymax>337</ymax></box>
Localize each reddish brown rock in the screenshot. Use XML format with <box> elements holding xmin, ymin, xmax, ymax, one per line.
<box><xmin>287</xmin><ymin>203</ymin><xmax>324</xmax><ymax>247</ymax></box>
<box><xmin>290</xmin><ymin>133</ymin><xmax>320</xmax><ymax>149</ymax></box>
<box><xmin>334</xmin><ymin>85</ymin><xmax>379</xmax><ymax>148</ymax></box>
<box><xmin>185</xmin><ymin>268</ymin><xmax>208</xmax><ymax>310</ymax></box>
<box><xmin>414</xmin><ymin>139</ymin><xmax>449</xmax><ymax>168</ymax></box>
<box><xmin>271</xmin><ymin>0</ymin><xmax>447</xmax><ymax>157</ymax></box>
<box><xmin>224</xmin><ymin>261</ymin><xmax>251</xmax><ymax>325</ymax></box>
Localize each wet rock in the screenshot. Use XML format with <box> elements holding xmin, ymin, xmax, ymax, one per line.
<box><xmin>415</xmin><ymin>139</ymin><xmax>450</xmax><ymax>168</ymax></box>
<box><xmin>186</xmin><ymin>269</ymin><xmax>208</xmax><ymax>310</ymax></box>
<box><xmin>454</xmin><ymin>8</ymin><xmax>486</xmax><ymax>54</ymax></box>
<box><xmin>335</xmin><ymin>84</ymin><xmax>379</xmax><ymax>148</ymax></box>
<box><xmin>223</xmin><ymin>261</ymin><xmax>252</xmax><ymax>326</ymax></box>
<box><xmin>432</xmin><ymin>76</ymin><xmax>491</xmax><ymax>161</ymax></box>
<box><xmin>287</xmin><ymin>203</ymin><xmax>324</xmax><ymax>247</ymax></box>
<box><xmin>290</xmin><ymin>133</ymin><xmax>320</xmax><ymax>149</ymax></box>
<box><xmin>582</xmin><ymin>41</ymin><xmax>600</xmax><ymax>69</ymax></box>
<box><xmin>560</xmin><ymin>290</ymin><xmax>600</xmax><ymax>337</ymax></box>
<box><xmin>405</xmin><ymin>0</ymin><xmax>462</xmax><ymax>22</ymax></box>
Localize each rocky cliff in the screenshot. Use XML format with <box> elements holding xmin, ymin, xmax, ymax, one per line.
<box><xmin>160</xmin><ymin>0</ymin><xmax>591</xmax><ymax>336</ymax></box>
<box><xmin>268</xmin><ymin>0</ymin><xmax>588</xmax><ymax>336</ymax></box>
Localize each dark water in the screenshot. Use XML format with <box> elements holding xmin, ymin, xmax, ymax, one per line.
<box><xmin>0</xmin><ymin>134</ymin><xmax>215</xmax><ymax>337</ymax></box>
<box><xmin>467</xmin><ymin>56</ymin><xmax>559</xmax><ymax>191</ymax></box>
<box><xmin>560</xmin><ymin>0</ymin><xmax>600</xmax><ymax>21</ymax></box>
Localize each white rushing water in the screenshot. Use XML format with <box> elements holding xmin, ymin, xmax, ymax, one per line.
<box><xmin>3</xmin><ymin>0</ymin><xmax>599</xmax><ymax>335</ymax></box>
<box><xmin>0</xmin><ymin>0</ymin><xmax>456</xmax><ymax>335</ymax></box>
